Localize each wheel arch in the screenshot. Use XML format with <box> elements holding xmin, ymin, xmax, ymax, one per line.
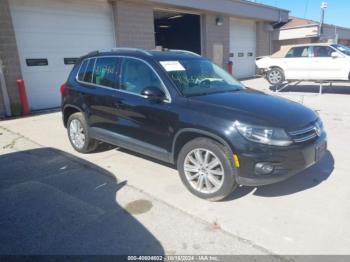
<box><xmin>269</xmin><ymin>65</ymin><xmax>284</xmax><ymax>71</ymax></box>
<box><xmin>62</xmin><ymin>104</ymin><xmax>83</xmax><ymax>128</ymax></box>
<box><xmin>171</xmin><ymin>128</ymin><xmax>233</xmax><ymax>164</ymax></box>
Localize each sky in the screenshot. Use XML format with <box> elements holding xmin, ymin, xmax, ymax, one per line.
<box><xmin>254</xmin><ymin>0</ymin><xmax>350</xmax><ymax>28</ymax></box>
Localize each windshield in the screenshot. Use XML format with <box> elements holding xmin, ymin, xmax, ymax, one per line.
<box><xmin>158</xmin><ymin>58</ymin><xmax>243</xmax><ymax>96</ymax></box>
<box><xmin>332</xmin><ymin>44</ymin><xmax>350</xmax><ymax>56</ymax></box>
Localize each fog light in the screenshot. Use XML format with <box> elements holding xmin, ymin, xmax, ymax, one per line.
<box><xmin>255</xmin><ymin>163</ymin><xmax>274</xmax><ymax>175</ymax></box>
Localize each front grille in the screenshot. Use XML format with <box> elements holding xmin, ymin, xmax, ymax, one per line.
<box><xmin>288</xmin><ymin>125</ymin><xmax>319</xmax><ymax>143</ymax></box>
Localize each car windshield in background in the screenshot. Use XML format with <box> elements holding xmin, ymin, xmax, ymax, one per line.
<box><xmin>332</xmin><ymin>44</ymin><xmax>350</xmax><ymax>56</ymax></box>
<box><xmin>159</xmin><ymin>58</ymin><xmax>243</xmax><ymax>96</ymax></box>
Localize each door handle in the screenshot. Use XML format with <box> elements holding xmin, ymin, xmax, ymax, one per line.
<box><xmin>114</xmin><ymin>100</ymin><xmax>122</xmax><ymax>108</ymax></box>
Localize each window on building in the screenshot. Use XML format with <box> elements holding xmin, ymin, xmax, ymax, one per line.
<box><xmin>92</xmin><ymin>57</ymin><xmax>118</xmax><ymax>88</ymax></box>
<box><xmin>313</xmin><ymin>46</ymin><xmax>334</xmax><ymax>57</ymax></box>
<box><xmin>120</xmin><ymin>58</ymin><xmax>163</xmax><ymax>95</ymax></box>
<box><xmin>286</xmin><ymin>46</ymin><xmax>310</xmax><ymax>58</ymax></box>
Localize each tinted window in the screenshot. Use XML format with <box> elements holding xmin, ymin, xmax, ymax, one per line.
<box><xmin>77</xmin><ymin>59</ymin><xmax>89</xmax><ymax>81</ymax></box>
<box><xmin>286</xmin><ymin>47</ymin><xmax>310</xmax><ymax>58</ymax></box>
<box><xmin>83</xmin><ymin>58</ymin><xmax>96</xmax><ymax>83</ymax></box>
<box><xmin>313</xmin><ymin>46</ymin><xmax>333</xmax><ymax>57</ymax></box>
<box><xmin>120</xmin><ymin>58</ymin><xmax>162</xmax><ymax>95</ymax></box>
<box><xmin>92</xmin><ymin>57</ymin><xmax>118</xmax><ymax>88</ymax></box>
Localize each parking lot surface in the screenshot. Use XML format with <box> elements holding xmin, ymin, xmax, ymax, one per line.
<box><xmin>1</xmin><ymin>78</ymin><xmax>350</xmax><ymax>255</ymax></box>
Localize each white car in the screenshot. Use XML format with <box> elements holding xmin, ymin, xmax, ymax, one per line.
<box><xmin>256</xmin><ymin>43</ymin><xmax>350</xmax><ymax>85</ymax></box>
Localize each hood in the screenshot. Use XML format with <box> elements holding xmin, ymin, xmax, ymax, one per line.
<box><xmin>188</xmin><ymin>90</ymin><xmax>317</xmax><ymax>130</ymax></box>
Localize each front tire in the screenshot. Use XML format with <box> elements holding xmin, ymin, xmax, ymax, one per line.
<box><xmin>177</xmin><ymin>138</ymin><xmax>238</xmax><ymax>201</ymax></box>
<box><xmin>67</xmin><ymin>112</ymin><xmax>98</xmax><ymax>153</ymax></box>
<box><xmin>267</xmin><ymin>67</ymin><xmax>285</xmax><ymax>85</ymax></box>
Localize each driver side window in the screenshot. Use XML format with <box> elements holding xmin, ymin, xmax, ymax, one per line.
<box><xmin>120</xmin><ymin>58</ymin><xmax>163</xmax><ymax>95</ymax></box>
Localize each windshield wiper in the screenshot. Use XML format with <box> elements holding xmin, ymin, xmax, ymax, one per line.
<box><xmin>187</xmin><ymin>89</ymin><xmax>241</xmax><ymax>97</ymax></box>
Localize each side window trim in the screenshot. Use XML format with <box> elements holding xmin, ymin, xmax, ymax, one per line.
<box><xmin>76</xmin><ymin>57</ymin><xmax>118</xmax><ymax>90</ymax></box>
<box><xmin>92</xmin><ymin>57</ymin><xmax>120</xmax><ymax>89</ymax></box>
<box><xmin>76</xmin><ymin>55</ymin><xmax>172</xmax><ymax>103</ymax></box>
<box><xmin>312</xmin><ymin>46</ymin><xmax>335</xmax><ymax>58</ymax></box>
<box><xmin>118</xmin><ymin>56</ymin><xmax>172</xmax><ymax>103</ymax></box>
<box><xmin>285</xmin><ymin>46</ymin><xmax>311</xmax><ymax>58</ymax></box>
<box><xmin>77</xmin><ymin>59</ymin><xmax>89</xmax><ymax>81</ymax></box>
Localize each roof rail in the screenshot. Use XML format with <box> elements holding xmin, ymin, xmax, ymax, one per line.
<box><xmin>77</xmin><ymin>50</ymin><xmax>99</xmax><ymax>62</ymax></box>
<box><xmin>169</xmin><ymin>49</ymin><xmax>201</xmax><ymax>57</ymax></box>
<box><xmin>100</xmin><ymin>47</ymin><xmax>153</xmax><ymax>56</ymax></box>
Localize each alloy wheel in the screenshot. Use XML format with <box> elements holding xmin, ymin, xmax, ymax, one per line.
<box><xmin>268</xmin><ymin>70</ymin><xmax>282</xmax><ymax>84</ymax></box>
<box><xmin>184</xmin><ymin>148</ymin><xmax>225</xmax><ymax>194</ymax></box>
<box><xmin>69</xmin><ymin>119</ymin><xmax>86</xmax><ymax>149</ymax></box>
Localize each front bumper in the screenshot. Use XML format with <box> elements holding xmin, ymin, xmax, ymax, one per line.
<box><xmin>234</xmin><ymin>133</ymin><xmax>327</xmax><ymax>186</ymax></box>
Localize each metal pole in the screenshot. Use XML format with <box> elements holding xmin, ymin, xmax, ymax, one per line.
<box><xmin>320</xmin><ymin>9</ymin><xmax>325</xmax><ymax>34</ymax></box>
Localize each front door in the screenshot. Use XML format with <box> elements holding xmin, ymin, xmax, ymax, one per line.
<box><xmin>113</xmin><ymin>57</ymin><xmax>175</xmax><ymax>158</ymax></box>
<box><xmin>310</xmin><ymin>46</ymin><xmax>347</xmax><ymax>80</ymax></box>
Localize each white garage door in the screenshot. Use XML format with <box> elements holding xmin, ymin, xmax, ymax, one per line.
<box><xmin>229</xmin><ymin>18</ymin><xmax>256</xmax><ymax>79</ymax></box>
<box><xmin>10</xmin><ymin>0</ymin><xmax>116</xmax><ymax>110</ymax></box>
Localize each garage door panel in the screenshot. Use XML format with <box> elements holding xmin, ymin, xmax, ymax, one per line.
<box><xmin>10</xmin><ymin>0</ymin><xmax>116</xmax><ymax>110</ymax></box>
<box><xmin>230</xmin><ymin>18</ymin><xmax>256</xmax><ymax>79</ymax></box>
<box><xmin>16</xmin><ymin>33</ymin><xmax>115</xmax><ymax>53</ymax></box>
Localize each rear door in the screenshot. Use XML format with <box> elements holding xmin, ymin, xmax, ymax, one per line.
<box><xmin>76</xmin><ymin>56</ymin><xmax>121</xmax><ymax>132</ymax></box>
<box><xmin>310</xmin><ymin>46</ymin><xmax>347</xmax><ymax>80</ymax></box>
<box><xmin>283</xmin><ymin>46</ymin><xmax>312</xmax><ymax>80</ymax></box>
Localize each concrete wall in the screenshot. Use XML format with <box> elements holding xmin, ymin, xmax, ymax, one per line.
<box><xmin>256</xmin><ymin>22</ymin><xmax>272</xmax><ymax>57</ymax></box>
<box><xmin>0</xmin><ymin>0</ymin><xmax>22</xmax><ymax>116</ymax></box>
<box><xmin>113</xmin><ymin>0</ymin><xmax>156</xmax><ymax>49</ymax></box>
<box><xmin>274</xmin><ymin>26</ymin><xmax>319</xmax><ymax>41</ymax></box>
<box><xmin>148</xmin><ymin>0</ymin><xmax>289</xmax><ymax>22</ymax></box>
<box><xmin>201</xmin><ymin>14</ymin><xmax>230</xmax><ymax>67</ymax></box>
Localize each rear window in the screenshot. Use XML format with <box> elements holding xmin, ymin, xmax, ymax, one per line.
<box><xmin>77</xmin><ymin>58</ymin><xmax>96</xmax><ymax>83</ymax></box>
<box><xmin>77</xmin><ymin>59</ymin><xmax>89</xmax><ymax>81</ymax></box>
<box><xmin>92</xmin><ymin>57</ymin><xmax>118</xmax><ymax>88</ymax></box>
<box><xmin>286</xmin><ymin>46</ymin><xmax>310</xmax><ymax>58</ymax></box>
<box><xmin>84</xmin><ymin>59</ymin><xmax>95</xmax><ymax>83</ymax></box>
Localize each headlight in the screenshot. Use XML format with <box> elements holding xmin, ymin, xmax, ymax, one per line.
<box><xmin>316</xmin><ymin>118</ymin><xmax>324</xmax><ymax>131</ymax></box>
<box><xmin>234</xmin><ymin>121</ymin><xmax>292</xmax><ymax>146</ymax></box>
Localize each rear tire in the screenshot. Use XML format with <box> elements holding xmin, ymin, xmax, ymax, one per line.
<box><xmin>267</xmin><ymin>67</ymin><xmax>285</xmax><ymax>85</ymax></box>
<box><xmin>177</xmin><ymin>138</ymin><xmax>238</xmax><ymax>201</ymax></box>
<box><xmin>67</xmin><ymin>112</ymin><xmax>98</xmax><ymax>153</ymax></box>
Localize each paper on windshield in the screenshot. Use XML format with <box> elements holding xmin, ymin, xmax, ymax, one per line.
<box><xmin>160</xmin><ymin>61</ymin><xmax>185</xmax><ymax>72</ymax></box>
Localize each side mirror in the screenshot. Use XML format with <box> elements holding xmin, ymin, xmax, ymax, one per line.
<box><xmin>331</xmin><ymin>52</ymin><xmax>341</xmax><ymax>58</ymax></box>
<box><xmin>141</xmin><ymin>86</ymin><xmax>166</xmax><ymax>101</ymax></box>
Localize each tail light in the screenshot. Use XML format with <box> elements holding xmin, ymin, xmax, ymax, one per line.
<box><xmin>60</xmin><ymin>83</ymin><xmax>66</xmax><ymax>94</ymax></box>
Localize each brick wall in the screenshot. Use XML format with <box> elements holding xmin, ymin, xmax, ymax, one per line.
<box><xmin>201</xmin><ymin>14</ymin><xmax>230</xmax><ymax>67</ymax></box>
<box><xmin>256</xmin><ymin>22</ymin><xmax>273</xmax><ymax>57</ymax></box>
<box><xmin>0</xmin><ymin>0</ymin><xmax>22</xmax><ymax>116</ymax></box>
<box><xmin>113</xmin><ymin>0</ymin><xmax>155</xmax><ymax>49</ymax></box>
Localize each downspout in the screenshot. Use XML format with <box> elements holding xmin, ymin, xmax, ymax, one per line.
<box><xmin>0</xmin><ymin>59</ymin><xmax>12</xmax><ymax>117</ymax></box>
<box><xmin>269</xmin><ymin>10</ymin><xmax>283</xmax><ymax>54</ymax></box>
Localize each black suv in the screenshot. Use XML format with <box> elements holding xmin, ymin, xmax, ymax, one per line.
<box><xmin>61</xmin><ymin>48</ymin><xmax>327</xmax><ymax>201</ymax></box>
